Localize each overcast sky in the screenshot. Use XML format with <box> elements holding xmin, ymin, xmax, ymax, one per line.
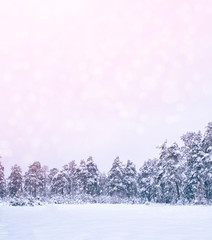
<box><xmin>0</xmin><ymin>0</ymin><xmax>212</xmax><ymax>174</ymax></box>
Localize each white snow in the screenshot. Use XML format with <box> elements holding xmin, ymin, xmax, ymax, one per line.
<box><xmin>0</xmin><ymin>204</ymin><xmax>212</xmax><ymax>240</ymax></box>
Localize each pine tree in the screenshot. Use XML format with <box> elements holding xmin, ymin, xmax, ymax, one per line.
<box><xmin>76</xmin><ymin>160</ymin><xmax>88</xmax><ymax>195</ymax></box>
<box><xmin>181</xmin><ymin>132</ymin><xmax>206</xmax><ymax>203</ymax></box>
<box><xmin>62</xmin><ymin>161</ymin><xmax>78</xmax><ymax>197</ymax></box>
<box><xmin>202</xmin><ymin>123</ymin><xmax>212</xmax><ymax>201</ymax></box>
<box><xmin>85</xmin><ymin>156</ymin><xmax>100</xmax><ymax>196</ymax></box>
<box><xmin>202</xmin><ymin>122</ymin><xmax>212</xmax><ymax>154</ymax></box>
<box><xmin>48</xmin><ymin>168</ymin><xmax>59</xmax><ymax>195</ymax></box>
<box><xmin>99</xmin><ymin>172</ymin><xmax>107</xmax><ymax>196</ymax></box>
<box><xmin>138</xmin><ymin>159</ymin><xmax>158</xmax><ymax>203</ymax></box>
<box><xmin>123</xmin><ymin>160</ymin><xmax>137</xmax><ymax>198</ymax></box>
<box><xmin>40</xmin><ymin>165</ymin><xmax>48</xmax><ymax>197</ymax></box>
<box><xmin>8</xmin><ymin>164</ymin><xmax>23</xmax><ymax>197</ymax></box>
<box><xmin>50</xmin><ymin>169</ymin><xmax>69</xmax><ymax>196</ymax></box>
<box><xmin>48</xmin><ymin>168</ymin><xmax>59</xmax><ymax>185</ymax></box>
<box><xmin>156</xmin><ymin>142</ymin><xmax>183</xmax><ymax>203</ymax></box>
<box><xmin>0</xmin><ymin>162</ymin><xmax>6</xmax><ymax>198</ymax></box>
<box><xmin>107</xmin><ymin>157</ymin><xmax>126</xmax><ymax>199</ymax></box>
<box><xmin>24</xmin><ymin>161</ymin><xmax>45</xmax><ymax>198</ymax></box>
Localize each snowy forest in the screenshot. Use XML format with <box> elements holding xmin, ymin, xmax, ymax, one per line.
<box><xmin>0</xmin><ymin>123</ymin><xmax>212</xmax><ymax>206</ymax></box>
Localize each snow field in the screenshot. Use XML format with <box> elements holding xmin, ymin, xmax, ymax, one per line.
<box><xmin>0</xmin><ymin>204</ymin><xmax>212</xmax><ymax>240</ymax></box>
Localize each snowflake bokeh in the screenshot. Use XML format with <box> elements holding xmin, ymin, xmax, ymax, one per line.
<box><xmin>0</xmin><ymin>0</ymin><xmax>212</xmax><ymax>172</ymax></box>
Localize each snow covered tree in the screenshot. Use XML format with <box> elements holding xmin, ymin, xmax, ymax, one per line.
<box><xmin>8</xmin><ymin>164</ymin><xmax>23</xmax><ymax>197</ymax></box>
<box><xmin>202</xmin><ymin>122</ymin><xmax>212</xmax><ymax>154</ymax></box>
<box><xmin>24</xmin><ymin>161</ymin><xmax>45</xmax><ymax>198</ymax></box>
<box><xmin>99</xmin><ymin>172</ymin><xmax>107</xmax><ymax>196</ymax></box>
<box><xmin>0</xmin><ymin>162</ymin><xmax>6</xmax><ymax>198</ymax></box>
<box><xmin>75</xmin><ymin>160</ymin><xmax>88</xmax><ymax>195</ymax></box>
<box><xmin>202</xmin><ymin>123</ymin><xmax>212</xmax><ymax>201</ymax></box>
<box><xmin>156</xmin><ymin>142</ymin><xmax>183</xmax><ymax>203</ymax></box>
<box><xmin>48</xmin><ymin>168</ymin><xmax>58</xmax><ymax>195</ymax></box>
<box><xmin>62</xmin><ymin>161</ymin><xmax>78</xmax><ymax>197</ymax></box>
<box><xmin>40</xmin><ymin>165</ymin><xmax>48</xmax><ymax>197</ymax></box>
<box><xmin>203</xmin><ymin>153</ymin><xmax>212</xmax><ymax>202</ymax></box>
<box><xmin>85</xmin><ymin>156</ymin><xmax>100</xmax><ymax>196</ymax></box>
<box><xmin>138</xmin><ymin>158</ymin><xmax>158</xmax><ymax>203</ymax></box>
<box><xmin>107</xmin><ymin>157</ymin><xmax>126</xmax><ymax>198</ymax></box>
<box><xmin>50</xmin><ymin>161</ymin><xmax>78</xmax><ymax>197</ymax></box>
<box><xmin>123</xmin><ymin>160</ymin><xmax>137</xmax><ymax>198</ymax></box>
<box><xmin>50</xmin><ymin>169</ymin><xmax>69</xmax><ymax>196</ymax></box>
<box><xmin>181</xmin><ymin>132</ymin><xmax>207</xmax><ymax>203</ymax></box>
<box><xmin>48</xmin><ymin>168</ymin><xmax>59</xmax><ymax>184</ymax></box>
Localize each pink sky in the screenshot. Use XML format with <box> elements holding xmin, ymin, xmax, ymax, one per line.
<box><xmin>0</xmin><ymin>0</ymin><xmax>212</xmax><ymax>173</ymax></box>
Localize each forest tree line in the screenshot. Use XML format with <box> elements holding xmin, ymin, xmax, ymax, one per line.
<box><xmin>0</xmin><ymin>123</ymin><xmax>212</xmax><ymax>206</ymax></box>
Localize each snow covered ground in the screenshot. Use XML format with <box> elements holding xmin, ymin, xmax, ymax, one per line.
<box><xmin>0</xmin><ymin>204</ymin><xmax>212</xmax><ymax>240</ymax></box>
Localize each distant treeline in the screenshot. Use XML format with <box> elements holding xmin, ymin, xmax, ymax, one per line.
<box><xmin>0</xmin><ymin>123</ymin><xmax>212</xmax><ymax>206</ymax></box>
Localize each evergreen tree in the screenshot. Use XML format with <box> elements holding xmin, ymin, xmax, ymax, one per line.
<box><xmin>50</xmin><ymin>169</ymin><xmax>69</xmax><ymax>196</ymax></box>
<box><xmin>202</xmin><ymin>123</ymin><xmax>212</xmax><ymax>201</ymax></box>
<box><xmin>76</xmin><ymin>160</ymin><xmax>88</xmax><ymax>195</ymax></box>
<box><xmin>99</xmin><ymin>172</ymin><xmax>107</xmax><ymax>196</ymax></box>
<box><xmin>123</xmin><ymin>160</ymin><xmax>137</xmax><ymax>198</ymax></box>
<box><xmin>181</xmin><ymin>132</ymin><xmax>206</xmax><ymax>203</ymax></box>
<box><xmin>0</xmin><ymin>162</ymin><xmax>6</xmax><ymax>198</ymax></box>
<box><xmin>85</xmin><ymin>156</ymin><xmax>100</xmax><ymax>196</ymax></box>
<box><xmin>48</xmin><ymin>168</ymin><xmax>59</xmax><ymax>185</ymax></box>
<box><xmin>202</xmin><ymin>122</ymin><xmax>212</xmax><ymax>154</ymax></box>
<box><xmin>24</xmin><ymin>161</ymin><xmax>45</xmax><ymax>198</ymax></box>
<box><xmin>62</xmin><ymin>161</ymin><xmax>78</xmax><ymax>197</ymax></box>
<box><xmin>138</xmin><ymin>159</ymin><xmax>158</xmax><ymax>203</ymax></box>
<box><xmin>48</xmin><ymin>168</ymin><xmax>59</xmax><ymax>195</ymax></box>
<box><xmin>156</xmin><ymin>142</ymin><xmax>183</xmax><ymax>203</ymax></box>
<box><xmin>107</xmin><ymin>157</ymin><xmax>126</xmax><ymax>198</ymax></box>
<box><xmin>8</xmin><ymin>164</ymin><xmax>23</xmax><ymax>197</ymax></box>
<box><xmin>41</xmin><ymin>165</ymin><xmax>48</xmax><ymax>197</ymax></box>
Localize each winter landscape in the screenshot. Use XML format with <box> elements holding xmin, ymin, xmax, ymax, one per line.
<box><xmin>0</xmin><ymin>123</ymin><xmax>212</xmax><ymax>239</ymax></box>
<box><xmin>1</xmin><ymin>0</ymin><xmax>212</xmax><ymax>239</ymax></box>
